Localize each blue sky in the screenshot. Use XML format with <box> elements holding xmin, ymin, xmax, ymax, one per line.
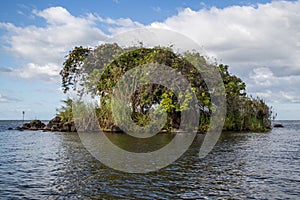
<box><xmin>0</xmin><ymin>0</ymin><xmax>299</xmax><ymax>120</ymax></box>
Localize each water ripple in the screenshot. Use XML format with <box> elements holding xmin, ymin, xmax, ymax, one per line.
<box><xmin>0</xmin><ymin>120</ymin><xmax>299</xmax><ymax>199</ymax></box>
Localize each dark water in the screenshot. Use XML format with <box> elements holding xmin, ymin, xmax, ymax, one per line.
<box><xmin>0</xmin><ymin>120</ymin><xmax>299</xmax><ymax>199</ymax></box>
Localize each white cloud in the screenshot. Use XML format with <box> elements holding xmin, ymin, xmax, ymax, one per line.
<box><xmin>150</xmin><ymin>1</ymin><xmax>300</xmax><ymax>76</ymax></box>
<box><xmin>90</xmin><ymin>15</ymin><xmax>144</xmax><ymax>34</ymax></box>
<box><xmin>0</xmin><ymin>6</ymin><xmax>146</xmax><ymax>79</ymax></box>
<box><xmin>149</xmin><ymin>0</ymin><xmax>300</xmax><ymax>107</ymax></box>
<box><xmin>152</xmin><ymin>6</ymin><xmax>162</xmax><ymax>13</ymax></box>
<box><xmin>0</xmin><ymin>7</ymin><xmax>108</xmax><ymax>79</ymax></box>
<box><xmin>0</xmin><ymin>93</ymin><xmax>20</xmax><ymax>103</ymax></box>
<box><xmin>248</xmin><ymin>67</ymin><xmax>300</xmax><ymax>103</ymax></box>
<box><xmin>17</xmin><ymin>62</ymin><xmax>60</xmax><ymax>80</ymax></box>
<box><xmin>249</xmin><ymin>67</ymin><xmax>274</xmax><ymax>87</ymax></box>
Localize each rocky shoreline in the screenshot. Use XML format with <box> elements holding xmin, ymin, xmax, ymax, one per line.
<box><xmin>12</xmin><ymin>117</ymin><xmax>282</xmax><ymax>133</ymax></box>
<box><xmin>15</xmin><ymin>116</ymin><xmax>124</xmax><ymax>133</ymax></box>
<box><xmin>14</xmin><ymin>118</ymin><xmax>187</xmax><ymax>133</ymax></box>
<box><xmin>17</xmin><ymin>116</ymin><xmax>77</xmax><ymax>132</ymax></box>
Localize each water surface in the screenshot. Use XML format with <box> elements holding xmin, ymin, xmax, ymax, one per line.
<box><xmin>0</xmin><ymin>120</ymin><xmax>299</xmax><ymax>199</ymax></box>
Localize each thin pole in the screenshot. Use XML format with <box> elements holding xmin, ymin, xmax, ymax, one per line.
<box><xmin>22</xmin><ymin>111</ymin><xmax>25</xmax><ymax>123</ymax></box>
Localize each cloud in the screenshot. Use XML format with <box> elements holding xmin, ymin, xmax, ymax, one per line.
<box><xmin>0</xmin><ymin>93</ymin><xmax>20</xmax><ymax>103</ymax></box>
<box><xmin>0</xmin><ymin>7</ymin><xmax>108</xmax><ymax>79</ymax></box>
<box><xmin>150</xmin><ymin>1</ymin><xmax>300</xmax><ymax>76</ymax></box>
<box><xmin>15</xmin><ymin>62</ymin><xmax>62</xmax><ymax>82</ymax></box>
<box><xmin>0</xmin><ymin>6</ymin><xmax>146</xmax><ymax>80</ymax></box>
<box><xmin>0</xmin><ymin>67</ymin><xmax>13</xmax><ymax>73</ymax></box>
<box><xmin>89</xmin><ymin>14</ymin><xmax>144</xmax><ymax>34</ymax></box>
<box><xmin>152</xmin><ymin>6</ymin><xmax>162</xmax><ymax>13</ymax></box>
<box><xmin>112</xmin><ymin>0</ymin><xmax>120</xmax><ymax>4</ymax></box>
<box><xmin>149</xmin><ymin>0</ymin><xmax>300</xmax><ymax>105</ymax></box>
<box><xmin>247</xmin><ymin>67</ymin><xmax>300</xmax><ymax>103</ymax></box>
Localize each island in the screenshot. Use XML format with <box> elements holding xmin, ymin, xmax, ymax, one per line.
<box><xmin>20</xmin><ymin>43</ymin><xmax>273</xmax><ymax>133</ymax></box>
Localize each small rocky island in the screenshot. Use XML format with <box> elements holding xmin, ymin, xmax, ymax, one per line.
<box><xmin>273</xmin><ymin>123</ymin><xmax>284</xmax><ymax>128</ymax></box>
<box><xmin>18</xmin><ymin>116</ymin><xmax>77</xmax><ymax>132</ymax></box>
<box><xmin>14</xmin><ymin>44</ymin><xmax>273</xmax><ymax>133</ymax></box>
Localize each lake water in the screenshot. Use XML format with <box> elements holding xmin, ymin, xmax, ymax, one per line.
<box><xmin>0</xmin><ymin>120</ymin><xmax>299</xmax><ymax>199</ymax></box>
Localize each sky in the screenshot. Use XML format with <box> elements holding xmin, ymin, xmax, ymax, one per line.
<box><xmin>0</xmin><ymin>0</ymin><xmax>299</xmax><ymax>120</ymax></box>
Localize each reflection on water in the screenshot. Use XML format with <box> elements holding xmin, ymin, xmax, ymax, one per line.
<box><xmin>0</xmin><ymin>120</ymin><xmax>299</xmax><ymax>199</ymax></box>
<box><xmin>104</xmin><ymin>132</ymin><xmax>175</xmax><ymax>153</ymax></box>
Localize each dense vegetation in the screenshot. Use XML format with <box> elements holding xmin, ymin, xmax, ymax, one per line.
<box><xmin>59</xmin><ymin>43</ymin><xmax>272</xmax><ymax>132</ymax></box>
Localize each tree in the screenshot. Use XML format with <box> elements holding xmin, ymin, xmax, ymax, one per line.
<box><xmin>60</xmin><ymin>43</ymin><xmax>272</xmax><ymax>132</ymax></box>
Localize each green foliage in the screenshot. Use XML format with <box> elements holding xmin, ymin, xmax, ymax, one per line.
<box><xmin>56</xmin><ymin>98</ymin><xmax>73</xmax><ymax>123</ymax></box>
<box><xmin>59</xmin><ymin>43</ymin><xmax>272</xmax><ymax>132</ymax></box>
<box><xmin>60</xmin><ymin>46</ymin><xmax>91</xmax><ymax>93</ymax></box>
<box><xmin>219</xmin><ymin>65</ymin><xmax>272</xmax><ymax>131</ymax></box>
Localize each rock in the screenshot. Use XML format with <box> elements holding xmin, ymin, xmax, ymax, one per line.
<box><xmin>7</xmin><ymin>127</ymin><xmax>13</xmax><ymax>130</ymax></box>
<box><xmin>21</xmin><ymin>123</ymin><xmax>31</xmax><ymax>129</ymax></box>
<box><xmin>20</xmin><ymin>120</ymin><xmax>46</xmax><ymax>130</ymax></box>
<box><xmin>31</xmin><ymin>120</ymin><xmax>46</xmax><ymax>129</ymax></box>
<box><xmin>44</xmin><ymin>116</ymin><xmax>63</xmax><ymax>132</ymax></box>
<box><xmin>51</xmin><ymin>116</ymin><xmax>61</xmax><ymax>123</ymax></box>
<box><xmin>111</xmin><ymin>125</ymin><xmax>123</xmax><ymax>133</ymax></box>
<box><xmin>70</xmin><ymin>123</ymin><xmax>77</xmax><ymax>132</ymax></box>
<box><xmin>42</xmin><ymin>116</ymin><xmax>77</xmax><ymax>132</ymax></box>
<box><xmin>16</xmin><ymin>126</ymin><xmax>23</xmax><ymax>131</ymax></box>
<box><xmin>43</xmin><ymin>124</ymin><xmax>51</xmax><ymax>131</ymax></box>
<box><xmin>19</xmin><ymin>116</ymin><xmax>77</xmax><ymax>133</ymax></box>
<box><xmin>51</xmin><ymin>125</ymin><xmax>58</xmax><ymax>132</ymax></box>
<box><xmin>274</xmin><ymin>123</ymin><xmax>284</xmax><ymax>128</ymax></box>
<box><xmin>63</xmin><ymin>122</ymin><xmax>77</xmax><ymax>132</ymax></box>
<box><xmin>62</xmin><ymin>122</ymin><xmax>76</xmax><ymax>132</ymax></box>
